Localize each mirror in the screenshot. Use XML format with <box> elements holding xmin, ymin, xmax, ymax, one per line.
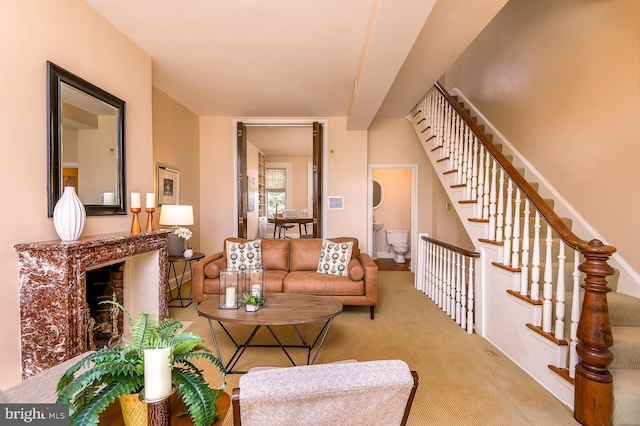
<box><xmin>372</xmin><ymin>180</ymin><xmax>384</xmax><ymax>209</ymax></box>
<box><xmin>47</xmin><ymin>61</ymin><xmax>126</xmax><ymax>217</ymax></box>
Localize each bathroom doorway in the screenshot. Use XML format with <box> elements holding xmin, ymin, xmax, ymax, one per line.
<box><xmin>368</xmin><ymin>164</ymin><xmax>418</xmax><ymax>272</ymax></box>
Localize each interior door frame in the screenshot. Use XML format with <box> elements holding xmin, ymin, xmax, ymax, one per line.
<box><xmin>233</xmin><ymin>119</ymin><xmax>328</xmax><ymax>239</ymax></box>
<box><xmin>368</xmin><ymin>164</ymin><xmax>419</xmax><ymax>273</ymax></box>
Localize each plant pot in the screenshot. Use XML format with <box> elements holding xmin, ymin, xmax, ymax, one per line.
<box><xmin>244</xmin><ymin>304</ymin><xmax>260</xmax><ymax>312</ymax></box>
<box><xmin>119</xmin><ymin>393</ymin><xmax>147</xmax><ymax>426</ymax></box>
<box><xmin>183</xmin><ymin>248</ymin><xmax>193</xmax><ymax>258</ymax></box>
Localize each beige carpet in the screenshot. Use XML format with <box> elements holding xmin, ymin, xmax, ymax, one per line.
<box><xmin>170</xmin><ymin>272</ymin><xmax>579</xmax><ymax>425</ymax></box>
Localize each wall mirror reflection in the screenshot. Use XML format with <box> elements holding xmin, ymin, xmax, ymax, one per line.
<box><xmin>372</xmin><ymin>180</ymin><xmax>384</xmax><ymax>209</ymax></box>
<box><xmin>47</xmin><ymin>61</ymin><xmax>126</xmax><ymax>217</ymax></box>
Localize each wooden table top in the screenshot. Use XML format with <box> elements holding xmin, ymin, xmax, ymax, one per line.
<box><xmin>99</xmin><ymin>391</ymin><xmax>230</xmax><ymax>425</ymax></box>
<box><xmin>197</xmin><ymin>293</ymin><xmax>343</xmax><ymax>326</ymax></box>
<box><xmin>267</xmin><ymin>217</ymin><xmax>314</xmax><ymax>224</ymax></box>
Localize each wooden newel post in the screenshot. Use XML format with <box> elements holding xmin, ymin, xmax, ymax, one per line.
<box><xmin>574</xmin><ymin>239</ymin><xmax>616</xmax><ymax>426</ymax></box>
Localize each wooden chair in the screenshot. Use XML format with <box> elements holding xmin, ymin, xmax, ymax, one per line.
<box><xmin>231</xmin><ymin>360</ymin><xmax>419</xmax><ymax>426</ymax></box>
<box><xmin>275</xmin><ymin>213</ymin><xmax>295</xmax><ymax>239</ymax></box>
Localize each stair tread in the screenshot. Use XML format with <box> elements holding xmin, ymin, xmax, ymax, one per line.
<box><xmin>611</xmin><ymin>368</ymin><xmax>640</xmax><ymax>393</ymax></box>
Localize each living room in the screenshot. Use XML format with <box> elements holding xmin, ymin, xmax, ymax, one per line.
<box><xmin>2</xmin><ymin>1</ymin><xmax>639</xmax><ymax>424</ymax></box>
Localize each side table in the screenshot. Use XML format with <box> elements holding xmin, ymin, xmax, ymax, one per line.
<box><xmin>168</xmin><ymin>252</ymin><xmax>205</xmax><ymax>307</ymax></box>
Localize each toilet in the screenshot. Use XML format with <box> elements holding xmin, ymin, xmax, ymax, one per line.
<box><xmin>386</xmin><ymin>230</ymin><xmax>410</xmax><ymax>263</ymax></box>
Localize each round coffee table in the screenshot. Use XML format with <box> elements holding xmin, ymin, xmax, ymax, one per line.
<box><xmin>197</xmin><ymin>293</ymin><xmax>343</xmax><ymax>374</ymax></box>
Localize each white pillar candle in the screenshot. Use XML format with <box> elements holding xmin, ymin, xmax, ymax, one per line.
<box><xmin>225</xmin><ymin>287</ymin><xmax>236</xmax><ymax>308</ymax></box>
<box><xmin>146</xmin><ymin>192</ymin><xmax>156</xmax><ymax>208</ymax></box>
<box><xmin>131</xmin><ymin>192</ymin><xmax>141</xmax><ymax>209</ymax></box>
<box><xmin>143</xmin><ymin>347</ymin><xmax>172</xmax><ymax>400</ymax></box>
<box><xmin>103</xmin><ymin>192</ymin><xmax>116</xmax><ymax>205</ymax></box>
<box><xmin>251</xmin><ymin>284</ymin><xmax>261</xmax><ymax>297</ymax></box>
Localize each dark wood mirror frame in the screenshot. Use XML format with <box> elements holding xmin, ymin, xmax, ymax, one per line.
<box><xmin>47</xmin><ymin>61</ymin><xmax>126</xmax><ymax>217</ymax></box>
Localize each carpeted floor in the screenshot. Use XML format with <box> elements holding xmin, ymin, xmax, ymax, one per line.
<box><xmin>170</xmin><ymin>271</ymin><xmax>579</xmax><ymax>425</ymax></box>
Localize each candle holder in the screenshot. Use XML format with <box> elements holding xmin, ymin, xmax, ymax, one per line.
<box><xmin>131</xmin><ymin>208</ymin><xmax>141</xmax><ymax>234</ymax></box>
<box><xmin>139</xmin><ymin>382</ymin><xmax>177</xmax><ymax>426</ymax></box>
<box><xmin>145</xmin><ymin>207</ymin><xmax>156</xmax><ymax>232</ymax></box>
<box><xmin>219</xmin><ymin>267</ymin><xmax>241</xmax><ymax>309</ymax></box>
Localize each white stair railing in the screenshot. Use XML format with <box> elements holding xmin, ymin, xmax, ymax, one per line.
<box><xmin>415</xmin><ymin>235</ymin><xmax>480</xmax><ymax>334</ymax></box>
<box><xmin>411</xmin><ymin>85</ymin><xmax>600</xmax><ymax>380</ymax></box>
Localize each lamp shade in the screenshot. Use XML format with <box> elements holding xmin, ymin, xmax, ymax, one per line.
<box><xmin>159</xmin><ymin>205</ymin><xmax>194</xmax><ymax>226</ymax></box>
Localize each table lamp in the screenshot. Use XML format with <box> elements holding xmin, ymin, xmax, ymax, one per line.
<box><xmin>159</xmin><ymin>205</ymin><xmax>194</xmax><ymax>256</ymax></box>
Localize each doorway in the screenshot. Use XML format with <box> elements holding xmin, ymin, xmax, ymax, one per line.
<box><xmin>368</xmin><ymin>164</ymin><xmax>418</xmax><ymax>272</ymax></box>
<box><xmin>235</xmin><ymin>120</ymin><xmax>327</xmax><ymax>239</ymax></box>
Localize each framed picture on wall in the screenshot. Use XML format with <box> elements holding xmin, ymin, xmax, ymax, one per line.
<box><xmin>157</xmin><ymin>164</ymin><xmax>180</xmax><ymax>205</ymax></box>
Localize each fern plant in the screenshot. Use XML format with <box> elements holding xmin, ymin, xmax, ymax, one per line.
<box><xmin>56</xmin><ymin>301</ymin><xmax>225</xmax><ymax>426</ymax></box>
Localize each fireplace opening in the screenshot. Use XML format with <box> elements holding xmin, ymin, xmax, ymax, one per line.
<box><xmin>86</xmin><ymin>262</ymin><xmax>125</xmax><ymax>350</ymax></box>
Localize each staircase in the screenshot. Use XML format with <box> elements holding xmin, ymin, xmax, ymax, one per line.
<box><xmin>410</xmin><ymin>83</ymin><xmax>640</xmax><ymax>425</ymax></box>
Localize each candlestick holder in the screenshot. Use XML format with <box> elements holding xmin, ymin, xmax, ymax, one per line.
<box><xmin>145</xmin><ymin>207</ymin><xmax>156</xmax><ymax>232</ymax></box>
<box><xmin>131</xmin><ymin>208</ymin><xmax>141</xmax><ymax>234</ymax></box>
<box><xmin>139</xmin><ymin>383</ymin><xmax>177</xmax><ymax>426</ymax></box>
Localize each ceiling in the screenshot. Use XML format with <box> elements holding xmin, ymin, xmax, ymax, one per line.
<box><xmin>84</xmin><ymin>0</ymin><xmax>508</xmax><ymax>130</ymax></box>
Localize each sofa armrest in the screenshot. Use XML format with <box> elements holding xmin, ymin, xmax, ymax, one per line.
<box><xmin>192</xmin><ymin>252</ymin><xmax>225</xmax><ymax>303</ymax></box>
<box><xmin>359</xmin><ymin>253</ymin><xmax>378</xmax><ymax>309</ymax></box>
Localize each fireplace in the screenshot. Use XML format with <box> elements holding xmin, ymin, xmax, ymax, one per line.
<box><xmin>14</xmin><ymin>230</ymin><xmax>170</xmax><ymax>379</ymax></box>
<box><xmin>86</xmin><ymin>262</ymin><xmax>124</xmax><ymax>350</ymax></box>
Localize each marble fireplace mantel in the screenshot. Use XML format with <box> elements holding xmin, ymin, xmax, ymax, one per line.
<box><xmin>14</xmin><ymin>230</ymin><xmax>170</xmax><ymax>379</ymax></box>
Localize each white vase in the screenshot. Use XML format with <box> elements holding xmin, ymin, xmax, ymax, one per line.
<box><xmin>53</xmin><ymin>187</ymin><xmax>86</xmax><ymax>241</ymax></box>
<box><xmin>183</xmin><ymin>248</ymin><xmax>193</xmax><ymax>258</ymax></box>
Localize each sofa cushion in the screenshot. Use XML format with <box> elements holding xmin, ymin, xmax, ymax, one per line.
<box><xmin>224</xmin><ymin>238</ymin><xmax>290</xmax><ymax>271</ymax></box>
<box><xmin>317</xmin><ymin>240</ymin><xmax>352</xmax><ymax>276</ymax></box>
<box><xmin>347</xmin><ymin>259</ymin><xmax>365</xmax><ymax>281</ymax></box>
<box><xmin>284</xmin><ymin>271</ymin><xmax>364</xmax><ymax>296</ymax></box>
<box><xmin>226</xmin><ymin>239</ymin><xmax>262</xmax><ymax>271</ymax></box>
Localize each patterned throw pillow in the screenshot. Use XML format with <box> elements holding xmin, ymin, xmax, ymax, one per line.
<box><xmin>317</xmin><ymin>239</ymin><xmax>353</xmax><ymax>276</ymax></box>
<box><xmin>226</xmin><ymin>239</ymin><xmax>262</xmax><ymax>271</ymax></box>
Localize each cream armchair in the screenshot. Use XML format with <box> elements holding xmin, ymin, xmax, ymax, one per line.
<box><xmin>231</xmin><ymin>360</ymin><xmax>419</xmax><ymax>426</ymax></box>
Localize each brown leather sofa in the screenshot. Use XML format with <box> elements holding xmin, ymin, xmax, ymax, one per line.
<box><xmin>192</xmin><ymin>237</ymin><xmax>378</xmax><ymax>319</ymax></box>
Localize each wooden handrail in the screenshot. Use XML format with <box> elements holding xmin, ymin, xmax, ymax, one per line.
<box><xmin>434</xmin><ymin>82</ymin><xmax>585</xmax><ymax>249</ymax></box>
<box><xmin>431</xmin><ymin>83</ymin><xmax>617</xmax><ymax>425</ymax></box>
<box><xmin>421</xmin><ymin>236</ymin><xmax>479</xmax><ymax>258</ymax></box>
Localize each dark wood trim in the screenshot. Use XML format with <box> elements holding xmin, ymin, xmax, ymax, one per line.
<box><xmin>526</xmin><ymin>323</ymin><xmax>568</xmax><ymax>346</ymax></box>
<box><xmin>549</xmin><ymin>365</ymin><xmax>576</xmax><ymax>386</ymax></box>
<box><xmin>492</xmin><ymin>261</ymin><xmax>521</xmax><ymax>273</ymax></box>
<box><xmin>236</xmin><ymin>122</ymin><xmax>247</xmax><ymax>238</ymax></box>
<box><xmin>478</xmin><ymin>238</ymin><xmax>503</xmax><ymax>246</ymax></box>
<box><xmin>506</xmin><ymin>289</ymin><xmax>543</xmax><ymax>306</ymax></box>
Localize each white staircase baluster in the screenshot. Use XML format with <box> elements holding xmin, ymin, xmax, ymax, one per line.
<box><xmin>569</xmin><ymin>250</ymin><xmax>581</xmax><ymax>378</ymax></box>
<box><xmin>542</xmin><ymin>223</ymin><xmax>553</xmax><ymax>333</ymax></box>
<box><xmin>520</xmin><ymin>199</ymin><xmax>531</xmax><ymax>296</ymax></box>
<box><xmin>476</xmin><ymin>147</ymin><xmax>485</xmax><ymax>219</ymax></box>
<box><xmin>503</xmin><ymin>178</ymin><xmax>513</xmax><ymax>266</ymax></box>
<box><xmin>496</xmin><ymin>168</ymin><xmax>505</xmax><ymax>242</ymax></box>
<box><xmin>436</xmin><ymin>247</ymin><xmax>444</xmax><ymax>309</ymax></box>
<box><xmin>467</xmin><ymin>257</ymin><xmax>474</xmax><ymax>334</ymax></box>
<box><xmin>530</xmin><ymin>211</ymin><xmax>541</xmax><ymax>302</ymax></box>
<box><xmin>488</xmin><ymin>159</ymin><xmax>498</xmax><ymax>240</ymax></box>
<box><xmin>460</xmin><ymin>126</ymin><xmax>468</xmax><ymax>190</ymax></box>
<box><xmin>465</xmin><ymin>130</ymin><xmax>473</xmax><ymax>200</ymax></box>
<box><xmin>456</xmin><ymin>253</ymin><xmax>462</xmax><ymax>325</ymax></box>
<box><xmin>445</xmin><ymin>249</ymin><xmax>452</xmax><ymax>315</ymax></box>
<box><xmin>555</xmin><ymin>242</ymin><xmax>566</xmax><ymax>341</ymax></box>
<box><xmin>470</xmin><ymin>137</ymin><xmax>478</xmax><ymax>201</ymax></box>
<box><xmin>460</xmin><ymin>255</ymin><xmax>467</xmax><ymax>330</ymax></box>
<box><xmin>511</xmin><ymin>190</ymin><xmax>521</xmax><ymax>269</ymax></box>
<box><xmin>483</xmin><ymin>152</ymin><xmax>490</xmax><ymax>221</ymax></box>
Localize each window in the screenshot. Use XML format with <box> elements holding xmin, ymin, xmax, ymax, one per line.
<box><xmin>266</xmin><ymin>168</ymin><xmax>286</xmax><ymax>217</ymax></box>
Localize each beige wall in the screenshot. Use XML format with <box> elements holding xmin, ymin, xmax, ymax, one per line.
<box><xmin>152</xmin><ymin>87</ymin><xmax>201</xmax><ymax>248</ymax></box>
<box><xmin>444</xmin><ymin>0</ymin><xmax>640</xmax><ymax>271</ymax></box>
<box><xmin>0</xmin><ymin>0</ymin><xmax>153</xmax><ymax>389</ymax></box>
<box><xmin>199</xmin><ymin>117</ymin><xmax>369</xmax><ymax>253</ymax></box>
